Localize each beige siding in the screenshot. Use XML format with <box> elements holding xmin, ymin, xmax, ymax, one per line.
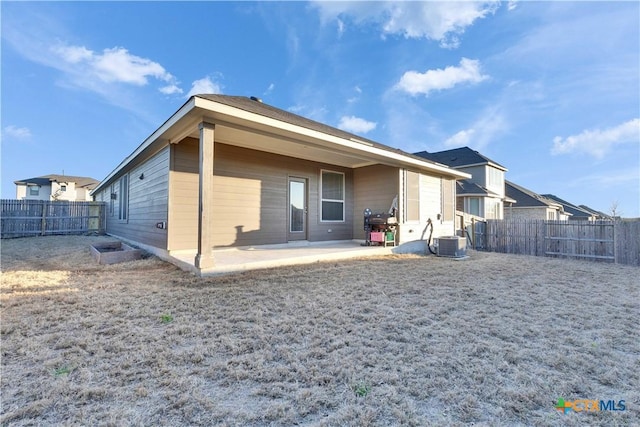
<box><xmin>167</xmin><ymin>141</ymin><xmax>199</xmax><ymax>251</ymax></box>
<box><xmin>101</xmin><ymin>147</ymin><xmax>169</xmax><ymax>248</ymax></box>
<box><xmin>168</xmin><ymin>139</ymin><xmax>354</xmax><ymax>250</ymax></box>
<box><xmin>352</xmin><ymin>165</ymin><xmax>400</xmax><ymax>240</ymax></box>
<box><xmin>398</xmin><ymin>173</ymin><xmax>455</xmax><ymax>244</ymax></box>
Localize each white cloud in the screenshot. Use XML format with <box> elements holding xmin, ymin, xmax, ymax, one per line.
<box><xmin>551</xmin><ymin>118</ymin><xmax>640</xmax><ymax>158</ymax></box>
<box><xmin>312</xmin><ymin>1</ymin><xmax>499</xmax><ymax>48</ymax></box>
<box><xmin>186</xmin><ymin>76</ymin><xmax>222</xmax><ymax>98</ymax></box>
<box><xmin>338</xmin><ymin>116</ymin><xmax>377</xmax><ymax>134</ymax></box>
<box><xmin>444</xmin><ymin>108</ymin><xmax>508</xmax><ymax>150</ymax></box>
<box><xmin>54</xmin><ymin>45</ymin><xmax>92</xmax><ymax>63</ymax></box>
<box><xmin>347</xmin><ymin>86</ymin><xmax>363</xmax><ymax>104</ymax></box>
<box><xmin>159</xmin><ymin>84</ymin><xmax>183</xmax><ymax>95</ymax></box>
<box><xmin>444</xmin><ymin>129</ymin><xmax>476</xmax><ymax>147</ymax></box>
<box><xmin>49</xmin><ymin>43</ymin><xmax>181</xmax><ymax>96</ymax></box>
<box><xmin>3</xmin><ymin>125</ymin><xmax>32</xmax><ymax>140</ymax></box>
<box><xmin>264</xmin><ymin>83</ymin><xmax>275</xmax><ymax>96</ymax></box>
<box><xmin>395</xmin><ymin>58</ymin><xmax>489</xmax><ymax>96</ymax></box>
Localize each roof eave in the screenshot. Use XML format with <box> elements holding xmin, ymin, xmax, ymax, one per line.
<box><xmin>192</xmin><ymin>96</ymin><xmax>470</xmax><ymax>179</ymax></box>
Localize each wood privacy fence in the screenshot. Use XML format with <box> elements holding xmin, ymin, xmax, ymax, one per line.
<box><xmin>1</xmin><ymin>200</ymin><xmax>106</xmax><ymax>238</ymax></box>
<box><xmin>468</xmin><ymin>219</ymin><xmax>640</xmax><ymax>266</ymax></box>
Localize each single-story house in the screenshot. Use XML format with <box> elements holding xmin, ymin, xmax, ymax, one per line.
<box><xmin>541</xmin><ymin>194</ymin><xmax>599</xmax><ymax>221</ymax></box>
<box><xmin>91</xmin><ymin>95</ymin><xmax>470</xmax><ymax>275</ymax></box>
<box><xmin>505</xmin><ymin>181</ymin><xmax>571</xmax><ymax>220</ymax></box>
<box><xmin>15</xmin><ymin>174</ymin><xmax>99</xmax><ymax>201</ymax></box>
<box><xmin>578</xmin><ymin>204</ymin><xmax>611</xmax><ymax>220</ymax></box>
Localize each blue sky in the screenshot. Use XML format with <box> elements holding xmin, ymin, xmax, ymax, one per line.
<box><xmin>2</xmin><ymin>1</ymin><xmax>639</xmax><ymax>217</ymax></box>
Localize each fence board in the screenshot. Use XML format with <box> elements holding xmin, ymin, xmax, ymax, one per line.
<box><xmin>472</xmin><ymin>219</ymin><xmax>639</xmax><ymax>266</ymax></box>
<box><xmin>1</xmin><ymin>200</ymin><xmax>106</xmax><ymax>238</ymax></box>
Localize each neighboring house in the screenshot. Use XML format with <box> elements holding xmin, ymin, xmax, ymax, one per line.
<box><xmin>578</xmin><ymin>205</ymin><xmax>611</xmax><ymax>220</ymax></box>
<box><xmin>15</xmin><ymin>174</ymin><xmax>99</xmax><ymax>201</ymax></box>
<box><xmin>541</xmin><ymin>194</ymin><xmax>599</xmax><ymax>221</ymax></box>
<box><xmin>414</xmin><ymin>147</ymin><xmax>512</xmax><ymax>221</ymax></box>
<box><xmin>505</xmin><ymin>181</ymin><xmax>571</xmax><ymax>220</ymax></box>
<box><xmin>91</xmin><ymin>95</ymin><xmax>470</xmax><ymax>275</ymax></box>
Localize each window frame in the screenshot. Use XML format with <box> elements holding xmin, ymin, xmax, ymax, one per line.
<box><xmin>29</xmin><ymin>186</ymin><xmax>40</xmax><ymax>196</ymax></box>
<box><xmin>320</xmin><ymin>169</ymin><xmax>345</xmax><ymax>223</ymax></box>
<box><xmin>118</xmin><ymin>174</ymin><xmax>129</xmax><ymax>222</ymax></box>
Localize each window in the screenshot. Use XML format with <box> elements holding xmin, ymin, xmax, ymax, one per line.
<box><xmin>320</xmin><ymin>170</ymin><xmax>344</xmax><ymax>222</ymax></box>
<box><xmin>405</xmin><ymin>171</ymin><xmax>420</xmax><ymax>222</ymax></box>
<box><xmin>118</xmin><ymin>175</ymin><xmax>129</xmax><ymax>221</ymax></box>
<box><xmin>485</xmin><ymin>199</ymin><xmax>500</xmax><ymax>219</ymax></box>
<box><xmin>486</xmin><ymin>167</ymin><xmax>504</xmax><ymax>194</ymax></box>
<box><xmin>468</xmin><ymin>197</ymin><xmax>480</xmax><ymax>216</ymax></box>
<box><xmin>109</xmin><ymin>185</ymin><xmax>115</xmax><ymax>216</ymax></box>
<box><xmin>29</xmin><ymin>186</ymin><xmax>39</xmax><ymax>196</ymax></box>
<box><xmin>60</xmin><ymin>185</ymin><xmax>67</xmax><ymax>192</ymax></box>
<box><xmin>441</xmin><ymin>178</ymin><xmax>455</xmax><ymax>221</ymax></box>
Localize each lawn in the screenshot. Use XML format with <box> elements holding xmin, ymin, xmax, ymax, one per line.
<box><xmin>1</xmin><ymin>235</ymin><xmax>638</xmax><ymax>426</ymax></box>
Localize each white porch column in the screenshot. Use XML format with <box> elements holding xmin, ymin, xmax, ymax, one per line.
<box><xmin>195</xmin><ymin>122</ymin><xmax>215</xmax><ymax>270</ymax></box>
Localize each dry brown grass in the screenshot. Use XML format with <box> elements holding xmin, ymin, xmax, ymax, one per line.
<box><xmin>1</xmin><ymin>235</ymin><xmax>638</xmax><ymax>426</ymax></box>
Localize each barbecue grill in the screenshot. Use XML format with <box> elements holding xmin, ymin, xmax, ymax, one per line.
<box><xmin>363</xmin><ymin>209</ymin><xmax>397</xmax><ymax>246</ymax></box>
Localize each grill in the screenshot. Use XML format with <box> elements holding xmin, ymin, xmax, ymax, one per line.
<box><xmin>363</xmin><ymin>209</ymin><xmax>397</xmax><ymax>246</ymax></box>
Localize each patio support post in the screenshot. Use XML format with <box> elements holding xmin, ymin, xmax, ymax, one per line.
<box><xmin>195</xmin><ymin>121</ymin><xmax>215</xmax><ymax>270</ymax></box>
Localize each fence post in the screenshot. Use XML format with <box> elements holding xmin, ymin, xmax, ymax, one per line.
<box><xmin>613</xmin><ymin>220</ymin><xmax>617</xmax><ymax>264</ymax></box>
<box><xmin>40</xmin><ymin>201</ymin><xmax>47</xmax><ymax>236</ymax></box>
<box><xmin>471</xmin><ymin>218</ymin><xmax>476</xmax><ymax>249</ymax></box>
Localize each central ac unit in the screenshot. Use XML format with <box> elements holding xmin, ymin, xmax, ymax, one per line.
<box><xmin>436</xmin><ymin>236</ymin><xmax>467</xmax><ymax>258</ymax></box>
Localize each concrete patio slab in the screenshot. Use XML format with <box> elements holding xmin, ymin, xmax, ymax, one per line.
<box><xmin>169</xmin><ymin>240</ymin><xmax>400</xmax><ymax>276</ymax></box>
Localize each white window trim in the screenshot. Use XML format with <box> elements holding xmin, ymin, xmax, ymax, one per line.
<box><xmin>320</xmin><ymin>169</ymin><xmax>345</xmax><ymax>223</ymax></box>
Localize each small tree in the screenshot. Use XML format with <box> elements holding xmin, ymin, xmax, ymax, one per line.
<box><xmin>609</xmin><ymin>200</ymin><xmax>623</xmax><ymax>219</ymax></box>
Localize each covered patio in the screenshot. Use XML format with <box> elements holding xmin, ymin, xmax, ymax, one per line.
<box><xmin>168</xmin><ymin>240</ymin><xmax>415</xmax><ymax>276</ymax></box>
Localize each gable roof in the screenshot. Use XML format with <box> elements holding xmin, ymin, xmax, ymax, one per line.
<box><xmin>414</xmin><ymin>147</ymin><xmax>507</xmax><ymax>171</ymax></box>
<box><xmin>541</xmin><ymin>194</ymin><xmax>596</xmax><ymax>219</ymax></box>
<box><xmin>15</xmin><ymin>174</ymin><xmax>99</xmax><ymax>189</ymax></box>
<box><xmin>578</xmin><ymin>204</ymin><xmax>611</xmax><ymax>220</ymax></box>
<box><xmin>505</xmin><ymin>181</ymin><xmax>564</xmax><ymax>209</ymax></box>
<box><xmin>93</xmin><ymin>95</ymin><xmax>470</xmax><ymax>194</ymax></box>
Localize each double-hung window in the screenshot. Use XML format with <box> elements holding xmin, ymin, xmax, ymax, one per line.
<box><xmin>320</xmin><ymin>170</ymin><xmax>344</xmax><ymax>222</ymax></box>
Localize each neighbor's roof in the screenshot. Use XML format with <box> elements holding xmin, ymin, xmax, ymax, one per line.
<box><xmin>578</xmin><ymin>204</ymin><xmax>611</xmax><ymax>219</ymax></box>
<box><xmin>414</xmin><ymin>147</ymin><xmax>507</xmax><ymax>171</ymax></box>
<box><xmin>14</xmin><ymin>174</ymin><xmax>99</xmax><ymax>189</ymax></box>
<box><xmin>541</xmin><ymin>194</ymin><xmax>596</xmax><ymax>218</ymax></box>
<box><xmin>457</xmin><ymin>180</ymin><xmax>496</xmax><ymax>197</ymax></box>
<box><xmin>505</xmin><ymin>181</ymin><xmax>563</xmax><ymax>209</ymax></box>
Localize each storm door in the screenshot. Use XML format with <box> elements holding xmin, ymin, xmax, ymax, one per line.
<box><xmin>288</xmin><ymin>177</ymin><xmax>307</xmax><ymax>241</ymax></box>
